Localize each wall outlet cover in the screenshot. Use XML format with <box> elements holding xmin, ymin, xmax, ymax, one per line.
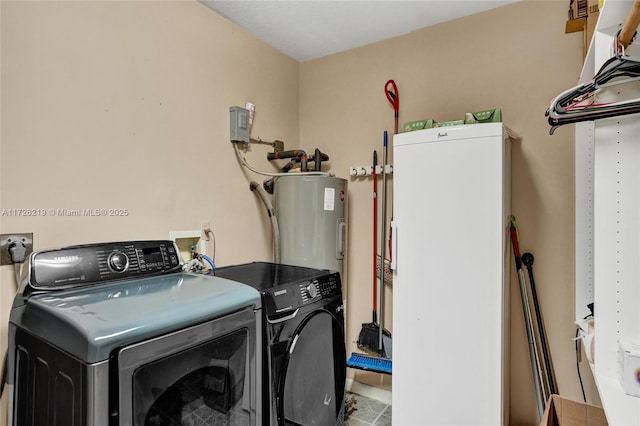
<box><xmin>0</xmin><ymin>233</ymin><xmax>34</xmax><ymax>265</ymax></box>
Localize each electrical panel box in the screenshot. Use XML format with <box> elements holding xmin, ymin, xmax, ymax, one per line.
<box><xmin>230</xmin><ymin>106</ymin><xmax>250</xmax><ymax>143</ymax></box>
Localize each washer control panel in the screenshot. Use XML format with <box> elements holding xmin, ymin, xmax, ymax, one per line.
<box><xmin>28</xmin><ymin>240</ymin><xmax>182</xmax><ymax>290</ymax></box>
<box><xmin>260</xmin><ymin>272</ymin><xmax>342</xmax><ymax>317</ymax></box>
<box><xmin>299</xmin><ymin>274</ymin><xmax>341</xmax><ymax>305</ymax></box>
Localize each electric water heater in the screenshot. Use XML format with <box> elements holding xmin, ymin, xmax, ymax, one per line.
<box><xmin>273</xmin><ymin>175</ymin><xmax>347</xmax><ymax>280</ymax></box>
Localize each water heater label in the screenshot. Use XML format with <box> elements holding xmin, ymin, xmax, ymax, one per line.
<box><xmin>324</xmin><ymin>188</ymin><xmax>335</xmax><ymax>211</ymax></box>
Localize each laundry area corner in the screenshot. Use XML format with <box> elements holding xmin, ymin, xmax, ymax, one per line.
<box><xmin>2</xmin><ymin>0</ymin><xmax>637</xmax><ymax>425</ymax></box>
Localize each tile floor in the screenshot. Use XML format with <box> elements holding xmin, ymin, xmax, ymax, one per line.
<box><xmin>344</xmin><ymin>391</ymin><xmax>392</xmax><ymax>426</ymax></box>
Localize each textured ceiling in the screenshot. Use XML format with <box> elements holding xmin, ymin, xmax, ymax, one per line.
<box><xmin>199</xmin><ymin>0</ymin><xmax>521</xmax><ymax>62</ymax></box>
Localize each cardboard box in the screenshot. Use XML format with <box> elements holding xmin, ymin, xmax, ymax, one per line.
<box><xmin>570</xmin><ymin>0</ymin><xmax>588</xmax><ymax>19</ymax></box>
<box><xmin>565</xmin><ymin>0</ymin><xmax>599</xmax><ymax>59</ymax></box>
<box><xmin>540</xmin><ymin>395</ymin><xmax>608</xmax><ymax>426</ymax></box>
<box><xmin>583</xmin><ymin>0</ymin><xmax>599</xmax><ymax>59</ymax></box>
<box><xmin>403</xmin><ymin>119</ymin><xmax>436</xmax><ymax>132</ymax></box>
<box><xmin>433</xmin><ymin>119</ymin><xmax>464</xmax><ymax>128</ymax></box>
<box><xmin>464</xmin><ymin>108</ymin><xmax>502</xmax><ymax>124</ymax></box>
<box><xmin>618</xmin><ymin>340</ymin><xmax>640</xmax><ymax>397</ymax></box>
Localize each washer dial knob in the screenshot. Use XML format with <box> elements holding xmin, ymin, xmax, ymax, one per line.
<box><xmin>306</xmin><ymin>283</ymin><xmax>318</xmax><ymax>299</ymax></box>
<box><xmin>108</xmin><ymin>251</ymin><xmax>129</xmax><ymax>273</ymax></box>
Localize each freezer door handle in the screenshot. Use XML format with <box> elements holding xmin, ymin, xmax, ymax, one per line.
<box><xmin>390</xmin><ymin>221</ymin><xmax>397</xmax><ymax>271</ymax></box>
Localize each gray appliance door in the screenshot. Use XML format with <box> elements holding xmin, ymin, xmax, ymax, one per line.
<box><xmin>117</xmin><ymin>307</ymin><xmax>259</xmax><ymax>426</ymax></box>
<box><xmin>279</xmin><ymin>310</ymin><xmax>346</xmax><ymax>426</ymax></box>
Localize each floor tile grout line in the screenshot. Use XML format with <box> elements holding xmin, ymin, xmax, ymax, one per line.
<box><xmin>345</xmin><ymin>391</ymin><xmax>390</xmax><ymax>426</ymax></box>
<box><xmin>371</xmin><ymin>404</ymin><xmax>388</xmax><ymax>425</ymax></box>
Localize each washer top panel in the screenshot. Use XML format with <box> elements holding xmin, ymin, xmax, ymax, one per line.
<box><xmin>10</xmin><ymin>272</ymin><xmax>261</xmax><ymax>363</ymax></box>
<box><xmin>214</xmin><ymin>262</ymin><xmax>342</xmax><ymax>318</ymax></box>
<box><xmin>214</xmin><ymin>261</ymin><xmax>332</xmax><ymax>291</ymax></box>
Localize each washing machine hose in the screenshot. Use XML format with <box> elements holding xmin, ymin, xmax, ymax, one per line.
<box><xmin>250</xmin><ymin>181</ymin><xmax>281</xmax><ymax>263</ymax></box>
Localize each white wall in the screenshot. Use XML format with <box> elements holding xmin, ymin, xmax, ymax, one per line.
<box><xmin>0</xmin><ymin>1</ymin><xmax>599</xmax><ymax>425</ymax></box>
<box><xmin>300</xmin><ymin>2</ymin><xmax>597</xmax><ymax>424</ymax></box>
<box><xmin>0</xmin><ymin>1</ymin><xmax>302</xmax><ymax>424</ymax></box>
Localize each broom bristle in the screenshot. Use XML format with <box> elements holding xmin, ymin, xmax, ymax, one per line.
<box><xmin>347</xmin><ymin>353</ymin><xmax>392</xmax><ymax>375</ymax></box>
<box><xmin>357</xmin><ymin>322</ymin><xmax>392</xmax><ymax>357</ymax></box>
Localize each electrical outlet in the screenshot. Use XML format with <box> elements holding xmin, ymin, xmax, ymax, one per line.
<box><xmin>201</xmin><ymin>221</ymin><xmax>211</xmax><ymax>240</ymax></box>
<box><xmin>201</xmin><ymin>221</ymin><xmax>212</xmax><ymax>257</ymax></box>
<box><xmin>0</xmin><ymin>233</ymin><xmax>34</xmax><ymax>265</ymax></box>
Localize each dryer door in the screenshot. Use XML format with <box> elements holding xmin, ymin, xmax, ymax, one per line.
<box><xmin>278</xmin><ymin>310</ymin><xmax>346</xmax><ymax>426</ymax></box>
<box><xmin>117</xmin><ymin>307</ymin><xmax>258</xmax><ymax>426</ymax></box>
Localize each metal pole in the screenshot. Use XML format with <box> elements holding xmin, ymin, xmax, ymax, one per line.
<box><xmin>510</xmin><ymin>218</ymin><xmax>546</xmax><ymax>420</ymax></box>
<box><xmin>378</xmin><ymin>131</ymin><xmax>388</xmax><ymax>357</ymax></box>
<box><xmin>522</xmin><ymin>252</ymin><xmax>557</xmax><ymax>396</ymax></box>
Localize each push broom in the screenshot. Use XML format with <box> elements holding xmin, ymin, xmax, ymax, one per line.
<box><xmin>347</xmin><ymin>133</ymin><xmax>392</xmax><ymax>375</ymax></box>
<box><xmin>356</xmin><ymin>150</ymin><xmax>392</xmax><ymax>357</ymax></box>
<box><xmin>347</xmin><ymin>82</ymin><xmax>396</xmax><ymax>374</ymax></box>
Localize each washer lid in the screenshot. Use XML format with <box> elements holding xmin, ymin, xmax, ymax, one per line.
<box><xmin>214</xmin><ymin>262</ymin><xmax>341</xmax><ymax>318</ymax></box>
<box><xmin>214</xmin><ymin>261</ymin><xmax>332</xmax><ymax>291</ymax></box>
<box><xmin>10</xmin><ymin>273</ymin><xmax>261</xmax><ymax>363</ymax></box>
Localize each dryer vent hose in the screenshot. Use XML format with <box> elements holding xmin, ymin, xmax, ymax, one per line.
<box><xmin>250</xmin><ymin>181</ymin><xmax>281</xmax><ymax>263</ymax></box>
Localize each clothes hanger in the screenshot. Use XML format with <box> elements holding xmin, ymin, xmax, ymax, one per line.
<box><xmin>547</xmin><ymin>31</ymin><xmax>640</xmax><ymax>134</ymax></box>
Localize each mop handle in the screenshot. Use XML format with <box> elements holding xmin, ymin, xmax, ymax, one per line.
<box><xmin>372</xmin><ymin>150</ymin><xmax>378</xmax><ymax>322</ymax></box>
<box><xmin>378</xmin><ymin>132</ymin><xmax>388</xmax><ymax>356</ymax></box>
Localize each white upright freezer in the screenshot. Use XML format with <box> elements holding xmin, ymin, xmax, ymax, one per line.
<box><xmin>391</xmin><ymin>123</ymin><xmax>511</xmax><ymax>425</ymax></box>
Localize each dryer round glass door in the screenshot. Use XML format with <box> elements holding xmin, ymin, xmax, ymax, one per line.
<box><xmin>278</xmin><ymin>310</ymin><xmax>346</xmax><ymax>425</ymax></box>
